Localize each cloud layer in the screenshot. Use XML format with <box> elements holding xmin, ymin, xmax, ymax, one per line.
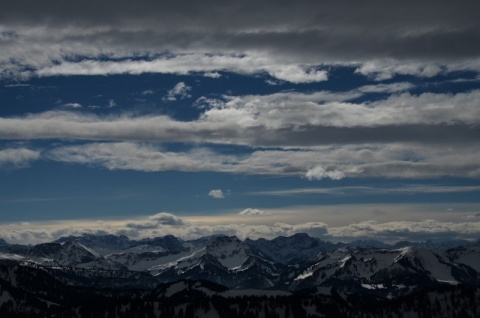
<box><xmin>2</xmin><ymin>207</ymin><xmax>480</xmax><ymax>245</ymax></box>
<box><xmin>1</xmin><ymin>88</ymin><xmax>479</xmax><ymax>145</ymax></box>
<box><xmin>1</xmin><ymin>85</ymin><xmax>478</xmax><ymax>179</ymax></box>
<box><xmin>1</xmin><ymin>1</ymin><xmax>480</xmax><ymax>80</ymax></box>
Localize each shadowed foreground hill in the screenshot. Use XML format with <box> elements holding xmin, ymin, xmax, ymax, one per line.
<box><xmin>0</xmin><ymin>260</ymin><xmax>479</xmax><ymax>318</ymax></box>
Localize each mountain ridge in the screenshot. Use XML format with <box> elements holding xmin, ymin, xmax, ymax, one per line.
<box><xmin>1</xmin><ymin>233</ymin><xmax>479</xmax><ymax>296</ymax></box>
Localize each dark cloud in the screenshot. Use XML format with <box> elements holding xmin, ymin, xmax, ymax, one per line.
<box><xmin>126</xmin><ymin>212</ymin><xmax>187</xmax><ymax>229</ymax></box>
<box><xmin>251</xmin><ymin>124</ymin><xmax>480</xmax><ymax>147</ymax></box>
<box><xmin>3</xmin><ymin>1</ymin><xmax>479</xmax><ymax>31</ymax></box>
<box><xmin>1</xmin><ymin>0</ymin><xmax>479</xmax><ymax>73</ymax></box>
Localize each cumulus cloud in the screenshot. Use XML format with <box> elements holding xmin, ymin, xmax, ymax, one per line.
<box><xmin>239</xmin><ymin>208</ymin><xmax>271</xmax><ymax>216</ymax></box>
<box><xmin>208</xmin><ymin>189</ymin><xmax>224</xmax><ymax>199</ymax></box>
<box><xmin>0</xmin><ymin>148</ymin><xmax>40</xmax><ymax>168</ymax></box>
<box><xmin>305</xmin><ymin>166</ymin><xmax>345</xmax><ymax>180</ymax></box>
<box><xmin>163</xmin><ymin>82</ymin><xmax>192</xmax><ymax>101</ymax></box>
<box><xmin>203</xmin><ymin>72</ymin><xmax>221</xmax><ymax>78</ymax></box>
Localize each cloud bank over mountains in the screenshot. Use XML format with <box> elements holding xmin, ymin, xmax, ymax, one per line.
<box><xmin>2</xmin><ymin>207</ymin><xmax>480</xmax><ymax>245</ymax></box>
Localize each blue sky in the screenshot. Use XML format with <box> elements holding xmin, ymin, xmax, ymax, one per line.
<box><xmin>1</xmin><ymin>0</ymin><xmax>480</xmax><ymax>244</ymax></box>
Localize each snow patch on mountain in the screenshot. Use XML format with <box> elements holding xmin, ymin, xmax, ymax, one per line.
<box><xmin>0</xmin><ymin>253</ymin><xmax>24</xmax><ymax>261</ymax></box>
<box><xmin>148</xmin><ymin>246</ymin><xmax>206</xmax><ymax>274</ymax></box>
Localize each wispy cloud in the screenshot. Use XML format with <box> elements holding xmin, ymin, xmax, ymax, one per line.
<box><xmin>0</xmin><ymin>148</ymin><xmax>40</xmax><ymax>168</ymax></box>
<box><xmin>63</xmin><ymin>102</ymin><xmax>82</xmax><ymax>108</ymax></box>
<box><xmin>239</xmin><ymin>208</ymin><xmax>271</xmax><ymax>216</ymax></box>
<box><xmin>253</xmin><ymin>185</ymin><xmax>480</xmax><ymax>196</ymax></box>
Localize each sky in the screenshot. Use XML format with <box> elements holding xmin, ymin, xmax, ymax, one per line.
<box><xmin>1</xmin><ymin>0</ymin><xmax>480</xmax><ymax>244</ymax></box>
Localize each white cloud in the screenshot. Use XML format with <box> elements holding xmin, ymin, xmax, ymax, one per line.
<box><xmin>266</xmin><ymin>65</ymin><xmax>328</xmax><ymax>83</ymax></box>
<box><xmin>198</xmin><ymin>89</ymin><xmax>480</xmax><ymax>128</ymax></box>
<box><xmin>355</xmin><ymin>60</ymin><xmax>445</xmax><ymax>80</ymax></box>
<box><xmin>208</xmin><ymin>189</ymin><xmax>224</xmax><ymax>199</ymax></box>
<box><xmin>239</xmin><ymin>208</ymin><xmax>271</xmax><ymax>216</ymax></box>
<box><xmin>305</xmin><ymin>166</ymin><xmax>345</xmax><ymax>180</ymax></box>
<box><xmin>0</xmin><ymin>148</ymin><xmax>40</xmax><ymax>168</ymax></box>
<box><xmin>164</xmin><ymin>82</ymin><xmax>192</xmax><ymax>101</ymax></box>
<box><xmin>203</xmin><ymin>72</ymin><xmax>221</xmax><ymax>78</ymax></box>
<box><xmin>35</xmin><ymin>55</ymin><xmax>330</xmax><ymax>84</ymax></box>
<box><xmin>63</xmin><ymin>102</ymin><xmax>82</xmax><ymax>108</ymax></box>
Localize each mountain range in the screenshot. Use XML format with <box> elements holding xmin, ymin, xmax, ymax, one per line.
<box><xmin>1</xmin><ymin>233</ymin><xmax>480</xmax><ymax>316</ymax></box>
